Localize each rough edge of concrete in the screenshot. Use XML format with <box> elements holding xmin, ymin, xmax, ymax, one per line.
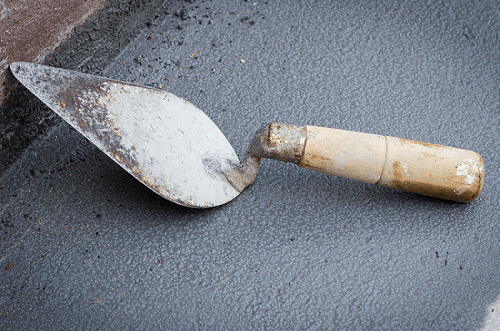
<box><xmin>0</xmin><ymin>0</ymin><xmax>110</xmax><ymax>107</ymax></box>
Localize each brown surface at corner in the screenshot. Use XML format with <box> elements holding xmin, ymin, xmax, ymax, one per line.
<box><xmin>0</xmin><ymin>0</ymin><xmax>109</xmax><ymax>105</ymax></box>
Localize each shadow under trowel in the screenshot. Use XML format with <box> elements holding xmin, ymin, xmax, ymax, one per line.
<box><xmin>0</xmin><ymin>71</ymin><xmax>61</xmax><ymax>176</ymax></box>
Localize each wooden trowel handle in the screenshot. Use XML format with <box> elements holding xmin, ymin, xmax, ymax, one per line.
<box><xmin>262</xmin><ymin>124</ymin><xmax>484</xmax><ymax>202</ymax></box>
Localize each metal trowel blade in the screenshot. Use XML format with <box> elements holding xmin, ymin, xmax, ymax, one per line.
<box><xmin>10</xmin><ymin>62</ymin><xmax>241</xmax><ymax>208</ymax></box>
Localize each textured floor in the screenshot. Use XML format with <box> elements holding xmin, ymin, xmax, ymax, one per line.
<box><xmin>1</xmin><ymin>0</ymin><xmax>500</xmax><ymax>329</ymax></box>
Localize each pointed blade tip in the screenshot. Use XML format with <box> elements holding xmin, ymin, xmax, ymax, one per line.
<box><xmin>10</xmin><ymin>61</ymin><xmax>30</xmax><ymax>72</ymax></box>
<box><xmin>9</xmin><ymin>61</ymin><xmax>37</xmax><ymax>85</ymax></box>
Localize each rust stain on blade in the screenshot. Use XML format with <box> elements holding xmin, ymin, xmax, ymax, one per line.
<box><xmin>56</xmin><ymin>78</ymin><xmax>189</xmax><ymax>204</ymax></box>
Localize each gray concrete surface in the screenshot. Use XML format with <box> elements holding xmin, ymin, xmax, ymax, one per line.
<box><xmin>1</xmin><ymin>0</ymin><xmax>500</xmax><ymax>329</ymax></box>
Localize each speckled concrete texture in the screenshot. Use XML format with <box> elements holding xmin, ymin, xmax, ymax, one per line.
<box><xmin>1</xmin><ymin>0</ymin><xmax>500</xmax><ymax>329</ymax></box>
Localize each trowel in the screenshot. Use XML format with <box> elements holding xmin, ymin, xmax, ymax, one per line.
<box><xmin>10</xmin><ymin>62</ymin><xmax>484</xmax><ymax>208</ymax></box>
